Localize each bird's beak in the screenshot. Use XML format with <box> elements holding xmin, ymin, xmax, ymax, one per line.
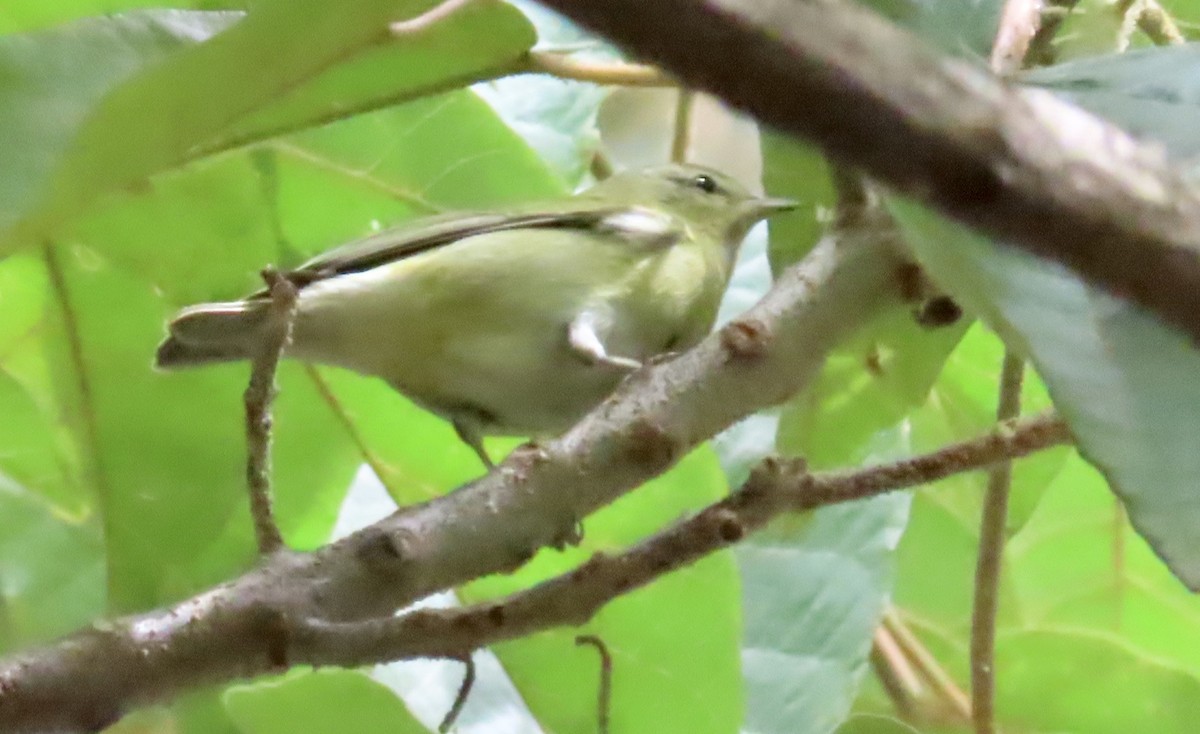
<box><xmin>754</xmin><ymin>197</ymin><xmax>799</xmax><ymax>215</ymax></box>
<box><xmin>736</xmin><ymin>196</ymin><xmax>799</xmax><ymax>224</ymax></box>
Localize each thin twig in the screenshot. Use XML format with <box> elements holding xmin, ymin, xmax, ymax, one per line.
<box><xmin>390</xmin><ymin>0</ymin><xmax>477</xmax><ymax>36</ymax></box>
<box><xmin>871</xmin><ymin>627</ymin><xmax>922</xmax><ymax>719</ymax></box>
<box><xmin>1023</xmin><ymin>0</ymin><xmax>1080</xmax><ymax>67</ymax></box>
<box><xmin>243</xmin><ymin>268</ymin><xmax>298</xmax><ymax>555</ymax></box>
<box><xmin>438</xmin><ymin>655</ymin><xmax>476</xmax><ymax>733</ymax></box>
<box><xmin>1116</xmin><ymin>0</ymin><xmax>1186</xmax><ymax>50</ymax></box>
<box><xmin>882</xmin><ymin>609</ymin><xmax>973</xmax><ymax>723</ymax></box>
<box><xmin>576</xmin><ymin>635</ymin><xmax>612</xmax><ymax>734</ymax></box>
<box><xmin>990</xmin><ymin>0</ymin><xmax>1046</xmax><ymax>76</ymax></box>
<box><xmin>670</xmin><ymin>89</ymin><xmax>695</xmax><ymax>163</ymax></box>
<box><xmin>522</xmin><ymin>50</ymin><xmax>673</xmax><ymax>87</ymax></box>
<box><xmin>969</xmin><ymin>352</ymin><xmax>1024</xmax><ymax>734</ymax></box>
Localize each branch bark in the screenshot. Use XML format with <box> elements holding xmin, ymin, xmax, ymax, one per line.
<box><xmin>533</xmin><ymin>0</ymin><xmax>1200</xmax><ymax>346</ymax></box>
<box><xmin>0</xmin><ymin>211</ymin><xmax>901</xmax><ymax>732</ymax></box>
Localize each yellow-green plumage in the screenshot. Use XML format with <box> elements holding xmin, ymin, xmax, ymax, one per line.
<box><xmin>156</xmin><ymin>164</ymin><xmax>794</xmax><ymax>464</ymax></box>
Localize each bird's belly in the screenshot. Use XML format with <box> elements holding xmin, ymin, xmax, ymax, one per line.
<box><xmin>290</xmin><ymin>287</ymin><xmax>636</xmax><ymax>436</ymax></box>
<box><xmin>400</xmin><ymin>333</ymin><xmax>628</xmax><ymax>436</ymax></box>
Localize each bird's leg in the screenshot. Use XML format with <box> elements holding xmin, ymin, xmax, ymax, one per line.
<box><xmin>452</xmin><ymin>417</ymin><xmax>495</xmax><ymax>469</ymax></box>
<box><xmin>568</xmin><ymin>310</ymin><xmax>642</xmax><ymax>371</ymax></box>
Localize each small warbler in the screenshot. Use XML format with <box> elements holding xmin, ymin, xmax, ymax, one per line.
<box><xmin>156</xmin><ymin>164</ymin><xmax>795</xmax><ymax>466</ymax></box>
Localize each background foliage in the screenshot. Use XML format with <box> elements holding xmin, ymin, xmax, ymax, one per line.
<box><xmin>3</xmin><ymin>0</ymin><xmax>1200</xmax><ymax>732</ymax></box>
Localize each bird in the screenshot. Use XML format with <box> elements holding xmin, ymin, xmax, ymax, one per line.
<box><xmin>156</xmin><ymin>163</ymin><xmax>795</xmax><ymax>467</ymax></box>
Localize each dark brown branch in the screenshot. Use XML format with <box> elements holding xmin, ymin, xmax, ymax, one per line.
<box><xmin>533</xmin><ymin>0</ymin><xmax>1200</xmax><ymax>346</ymax></box>
<box><xmin>575</xmin><ymin>636</ymin><xmax>613</xmax><ymax>734</ymax></box>
<box><xmin>969</xmin><ymin>352</ymin><xmax>1025</xmax><ymax>734</ymax></box>
<box><xmin>438</xmin><ymin>656</ymin><xmax>475</xmax><ymax>733</ymax></box>
<box><xmin>0</xmin><ymin>388</ymin><xmax>1068</xmax><ymax>733</ymax></box>
<box><xmin>243</xmin><ymin>268</ymin><xmax>297</xmax><ymax>555</ymax></box>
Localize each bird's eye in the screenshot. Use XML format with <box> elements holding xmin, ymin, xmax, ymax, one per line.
<box><xmin>693</xmin><ymin>174</ymin><xmax>718</xmax><ymax>194</ymax></box>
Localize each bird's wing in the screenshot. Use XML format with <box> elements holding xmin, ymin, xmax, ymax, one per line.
<box><xmin>255</xmin><ymin>205</ymin><xmax>682</xmax><ymax>297</ymax></box>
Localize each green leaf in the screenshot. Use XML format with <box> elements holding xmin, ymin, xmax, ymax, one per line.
<box><xmin>891</xmin><ymin>201</ymin><xmax>1200</xmax><ymax>590</ymax></box>
<box><xmin>4</xmin><ymin>1</ymin><xmax>537</xmax><ymax>251</ymax></box>
<box><xmin>835</xmin><ymin>714</ymin><xmax>922</xmax><ymax>734</ymax></box>
<box><xmin>0</xmin><ymin>10</ymin><xmax>240</xmax><ymax>245</ymax></box>
<box><xmin>41</xmin><ymin>246</ymin><xmax>356</xmax><ymax>610</ymax></box>
<box><xmin>1024</xmin><ymin>44</ymin><xmax>1200</xmax><ymax>159</ymax></box>
<box><xmin>855</xmin><ymin>0</ymin><xmax>1002</xmax><ymax>57</ymax></box>
<box><xmin>225</xmin><ymin>669</ymin><xmax>427</xmax><ymax>734</ymax></box>
<box><xmin>738</xmin><ymin>493</ymin><xmax>910</xmax><ymax>734</ymax></box>
<box><xmin>760</xmin><ymin>133</ymin><xmax>837</xmax><ymax>273</ymax></box>
<box><xmin>1008</xmin><ymin>452</ymin><xmax>1200</xmax><ymax>675</ymax></box>
<box><xmin>461</xmin><ymin>449</ymin><xmax>743</xmax><ymax>734</ymax></box>
<box><xmin>994</xmin><ymin>629</ymin><xmax>1200</xmax><ymax>733</ymax></box>
<box><xmin>0</xmin><ymin>475</ymin><xmax>104</xmax><ymax>654</ymax></box>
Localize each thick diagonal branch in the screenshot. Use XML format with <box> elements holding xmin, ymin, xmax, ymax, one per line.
<box><xmin>533</xmin><ymin>0</ymin><xmax>1200</xmax><ymax>345</ymax></box>
<box><xmin>0</xmin><ymin>216</ymin><xmax>901</xmax><ymax>732</ymax></box>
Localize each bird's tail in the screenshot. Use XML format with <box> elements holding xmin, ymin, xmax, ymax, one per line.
<box><xmin>154</xmin><ymin>300</ymin><xmax>272</xmax><ymax>370</ymax></box>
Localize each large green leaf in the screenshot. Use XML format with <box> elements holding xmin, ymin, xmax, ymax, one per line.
<box><xmin>0</xmin><ymin>474</ymin><xmax>104</xmax><ymax>654</ymax></box>
<box><xmin>1008</xmin><ymin>452</ymin><xmax>1200</xmax><ymax>675</ymax></box>
<box><xmin>892</xmin><ymin>201</ymin><xmax>1200</xmax><ymax>589</ymax></box>
<box><xmin>760</xmin><ymin>133</ymin><xmax>836</xmax><ymax>273</ymax></box>
<box><xmin>41</xmin><ymin>245</ymin><xmax>358</xmax><ymax>610</ymax></box>
<box><xmin>0</xmin><ymin>10</ymin><xmax>240</xmax><ymax>243</ymax></box>
<box><xmin>2</xmin><ymin>1</ymin><xmax>537</xmax><ymax>252</ymax></box>
<box><xmin>994</xmin><ymin>629</ymin><xmax>1200</xmax><ymax>733</ymax></box>
<box><xmin>1024</xmin><ymin>44</ymin><xmax>1200</xmax><ymax>160</ymax></box>
<box><xmin>225</xmin><ymin>669</ymin><xmax>427</xmax><ymax>734</ymax></box>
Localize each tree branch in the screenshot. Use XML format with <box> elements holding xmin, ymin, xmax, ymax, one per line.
<box><xmin>533</xmin><ymin>0</ymin><xmax>1200</xmax><ymax>346</ymax></box>
<box><xmin>970</xmin><ymin>352</ymin><xmax>1025</xmax><ymax>734</ymax></box>
<box><xmin>0</xmin><ymin>209</ymin><xmax>901</xmax><ymax>732</ymax></box>
<box><xmin>243</xmin><ymin>268</ymin><xmax>297</xmax><ymax>555</ymax></box>
<box><xmin>283</xmin><ymin>412</ymin><xmax>1072</xmax><ymax>668</ymax></box>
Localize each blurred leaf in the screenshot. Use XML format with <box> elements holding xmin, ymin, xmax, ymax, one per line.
<box><xmin>836</xmin><ymin>715</ymin><xmax>922</xmax><ymax>734</ymax></box>
<box><xmin>42</xmin><ymin>245</ymin><xmax>356</xmax><ymax>610</ymax></box>
<box><xmin>1024</xmin><ymin>44</ymin><xmax>1200</xmax><ymax>160</ymax></box>
<box><xmin>891</xmin><ymin>201</ymin><xmax>1200</xmax><ymax>589</ymax></box>
<box><xmin>994</xmin><ymin>629</ymin><xmax>1200</xmax><ymax>733</ymax></box>
<box><xmin>0</xmin><ymin>474</ymin><xmax>104</xmax><ymax>654</ymax></box>
<box><xmin>462</xmin><ymin>449</ymin><xmax>742</xmax><ymax>734</ymax></box>
<box><xmin>739</xmin><ymin>493</ymin><xmax>910</xmax><ymax>734</ymax></box>
<box><xmin>855</xmin><ymin>0</ymin><xmax>1002</xmax><ymax>58</ymax></box>
<box><xmin>0</xmin><ymin>0</ymin><xmax>240</xmax><ymax>34</ymax></box>
<box><xmin>4</xmin><ymin>1</ymin><xmax>537</xmax><ymax>252</ymax></box>
<box><xmin>760</xmin><ymin>133</ymin><xmax>837</xmax><ymax>273</ymax></box>
<box><xmin>225</xmin><ymin>669</ymin><xmax>427</xmax><ymax>734</ymax></box>
<box><xmin>474</xmin><ymin>1</ymin><xmax>609</xmax><ymax>186</ymax></box>
<box><xmin>0</xmin><ymin>369</ymin><xmax>73</xmax><ymax>510</ymax></box>
<box><xmin>1008</xmin><ymin>452</ymin><xmax>1200</xmax><ymax>675</ymax></box>
<box><xmin>0</xmin><ymin>10</ymin><xmax>240</xmax><ymax>245</ymax></box>
<box><xmin>778</xmin><ymin>307</ymin><xmax>968</xmax><ymax>471</ymax></box>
